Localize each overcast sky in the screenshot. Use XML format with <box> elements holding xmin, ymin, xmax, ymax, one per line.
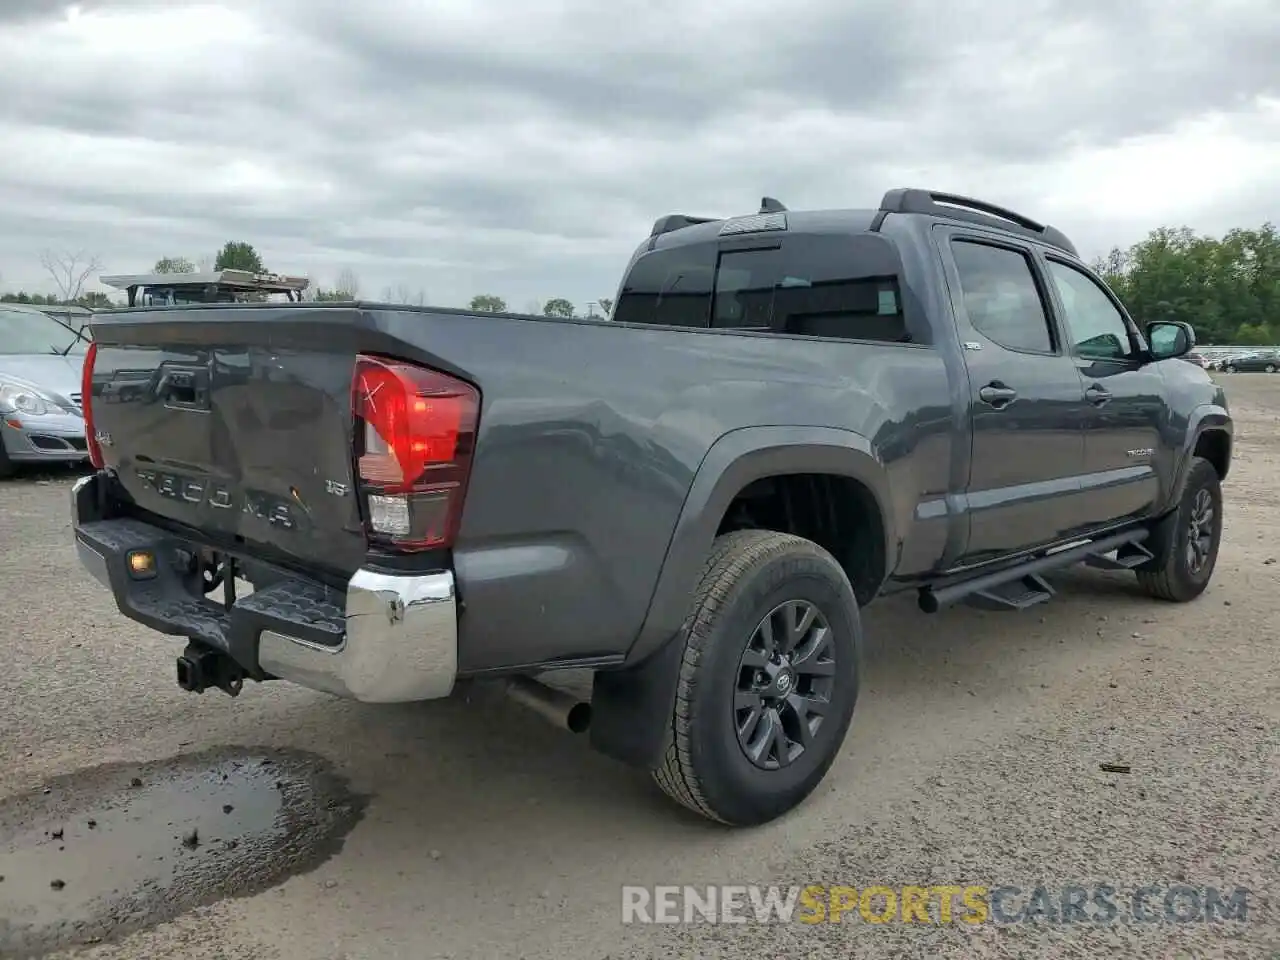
<box><xmin>0</xmin><ymin>0</ymin><xmax>1276</xmax><ymax>310</ymax></box>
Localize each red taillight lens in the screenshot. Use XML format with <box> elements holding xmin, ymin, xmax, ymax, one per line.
<box><xmin>352</xmin><ymin>355</ymin><xmax>479</xmax><ymax>552</ymax></box>
<box><xmin>82</xmin><ymin>341</ymin><xmax>103</xmax><ymax>468</ymax></box>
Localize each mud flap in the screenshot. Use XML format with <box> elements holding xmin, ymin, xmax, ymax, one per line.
<box><xmin>588</xmin><ymin>632</ymin><xmax>685</xmax><ymax>770</ymax></box>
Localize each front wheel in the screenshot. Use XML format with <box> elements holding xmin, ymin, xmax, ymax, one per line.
<box><xmin>1265</xmin><ymin>364</ymin><xmax>1276</xmax><ymax>374</ymax></box>
<box><xmin>651</xmin><ymin>530</ymin><xmax>861</xmax><ymax>826</ymax></box>
<box><xmin>1135</xmin><ymin>457</ymin><xmax>1223</xmax><ymax>602</ymax></box>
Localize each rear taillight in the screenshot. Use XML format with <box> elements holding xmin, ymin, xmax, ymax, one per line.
<box><xmin>352</xmin><ymin>355</ymin><xmax>479</xmax><ymax>552</ymax></box>
<box><xmin>82</xmin><ymin>341</ymin><xmax>103</xmax><ymax>468</ymax></box>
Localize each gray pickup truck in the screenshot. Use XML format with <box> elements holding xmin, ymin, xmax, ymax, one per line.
<box><xmin>72</xmin><ymin>188</ymin><xmax>1231</xmax><ymax>825</ymax></box>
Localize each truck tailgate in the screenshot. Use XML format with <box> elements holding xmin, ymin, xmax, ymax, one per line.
<box><xmin>88</xmin><ymin>308</ymin><xmax>369</xmax><ymax>577</ymax></box>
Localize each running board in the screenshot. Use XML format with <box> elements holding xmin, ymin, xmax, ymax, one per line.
<box><xmin>918</xmin><ymin>529</ymin><xmax>1150</xmax><ymax>614</ymax></box>
<box><xmin>967</xmin><ymin>573</ymin><xmax>1054</xmax><ymax>611</ymax></box>
<box><xmin>1082</xmin><ymin>541</ymin><xmax>1154</xmax><ymax>571</ymax></box>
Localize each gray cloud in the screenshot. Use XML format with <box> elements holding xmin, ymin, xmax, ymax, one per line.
<box><xmin>0</xmin><ymin>0</ymin><xmax>1276</xmax><ymax>307</ymax></box>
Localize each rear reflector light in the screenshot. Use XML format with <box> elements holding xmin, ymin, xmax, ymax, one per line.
<box><xmin>352</xmin><ymin>355</ymin><xmax>479</xmax><ymax>552</ymax></box>
<box><xmin>82</xmin><ymin>341</ymin><xmax>103</xmax><ymax>468</ymax></box>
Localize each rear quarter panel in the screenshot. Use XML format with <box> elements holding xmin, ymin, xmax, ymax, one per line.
<box><xmin>382</xmin><ymin>309</ymin><xmax>957</xmax><ymax>672</ymax></box>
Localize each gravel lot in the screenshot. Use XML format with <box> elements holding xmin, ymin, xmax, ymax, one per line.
<box><xmin>2</xmin><ymin>376</ymin><xmax>1277</xmax><ymax>960</ymax></box>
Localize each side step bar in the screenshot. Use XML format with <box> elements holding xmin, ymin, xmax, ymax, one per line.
<box><xmin>918</xmin><ymin>529</ymin><xmax>1150</xmax><ymax>614</ymax></box>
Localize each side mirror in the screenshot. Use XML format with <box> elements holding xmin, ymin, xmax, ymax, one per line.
<box><xmin>1146</xmin><ymin>321</ymin><xmax>1195</xmax><ymax>361</ymax></box>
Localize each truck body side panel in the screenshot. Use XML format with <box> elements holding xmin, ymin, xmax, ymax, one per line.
<box><xmin>89</xmin><ymin>300</ymin><xmax>957</xmax><ymax>673</ymax></box>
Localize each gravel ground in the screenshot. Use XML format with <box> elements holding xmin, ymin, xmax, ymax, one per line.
<box><xmin>1</xmin><ymin>376</ymin><xmax>1277</xmax><ymax>960</ymax></box>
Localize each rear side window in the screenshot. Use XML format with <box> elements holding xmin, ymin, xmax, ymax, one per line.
<box><xmin>615</xmin><ymin>232</ymin><xmax>918</xmax><ymax>344</ymax></box>
<box><xmin>950</xmin><ymin>240</ymin><xmax>1055</xmax><ymax>354</ymax></box>
<box><xmin>713</xmin><ymin>237</ymin><xmax>909</xmax><ymax>343</ymax></box>
<box><xmin>613</xmin><ymin>244</ymin><xmax>716</xmax><ymax>327</ymax></box>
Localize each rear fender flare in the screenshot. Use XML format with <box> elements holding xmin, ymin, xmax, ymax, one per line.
<box><xmin>628</xmin><ymin>425</ymin><xmax>893</xmax><ymax>664</ymax></box>
<box><xmin>589</xmin><ymin>426</ymin><xmax>891</xmax><ymax>769</ymax></box>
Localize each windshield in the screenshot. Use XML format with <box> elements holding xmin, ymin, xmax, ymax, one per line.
<box><xmin>0</xmin><ymin>306</ymin><xmax>87</xmax><ymax>355</ymax></box>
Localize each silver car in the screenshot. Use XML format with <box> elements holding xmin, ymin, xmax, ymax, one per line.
<box><xmin>0</xmin><ymin>303</ymin><xmax>90</xmax><ymax>476</ymax></box>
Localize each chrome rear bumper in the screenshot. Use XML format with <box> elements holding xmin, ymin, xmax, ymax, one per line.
<box><xmin>259</xmin><ymin>568</ymin><xmax>457</xmax><ymax>702</ymax></box>
<box><xmin>71</xmin><ymin>474</ymin><xmax>459</xmax><ymax>703</ymax></box>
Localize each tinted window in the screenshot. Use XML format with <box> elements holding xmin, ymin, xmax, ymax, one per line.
<box><xmin>950</xmin><ymin>241</ymin><xmax>1055</xmax><ymax>353</ymax></box>
<box><xmin>613</xmin><ymin>245</ymin><xmax>715</xmax><ymax>327</ymax></box>
<box><xmin>710</xmin><ymin>236</ymin><xmax>910</xmax><ymax>343</ymax></box>
<box><xmin>615</xmin><ymin>233</ymin><xmax>915</xmax><ymax>343</ymax></box>
<box><xmin>1045</xmin><ymin>260</ymin><xmax>1135</xmax><ymax>360</ymax></box>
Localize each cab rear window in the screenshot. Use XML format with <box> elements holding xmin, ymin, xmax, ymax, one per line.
<box><xmin>613</xmin><ymin>232</ymin><xmax>923</xmax><ymax>344</ymax></box>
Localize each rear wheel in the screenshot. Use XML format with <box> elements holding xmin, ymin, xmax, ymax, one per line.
<box><xmin>651</xmin><ymin>530</ymin><xmax>861</xmax><ymax>826</ymax></box>
<box><xmin>1135</xmin><ymin>457</ymin><xmax>1222</xmax><ymax>602</ymax></box>
<box><xmin>1265</xmin><ymin>363</ymin><xmax>1276</xmax><ymax>374</ymax></box>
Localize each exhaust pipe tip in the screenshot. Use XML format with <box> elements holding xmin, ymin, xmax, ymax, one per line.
<box><xmin>565</xmin><ymin>700</ymin><xmax>592</xmax><ymax>734</ymax></box>
<box><xmin>504</xmin><ymin>675</ymin><xmax>592</xmax><ymax>734</ymax></box>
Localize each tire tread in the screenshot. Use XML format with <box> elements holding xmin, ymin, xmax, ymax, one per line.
<box><xmin>1136</xmin><ymin>456</ymin><xmax>1220</xmax><ymax>602</ymax></box>
<box><xmin>651</xmin><ymin>529</ymin><xmax>836</xmax><ymax>823</ymax></box>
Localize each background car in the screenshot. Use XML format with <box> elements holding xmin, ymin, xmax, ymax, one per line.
<box><xmin>0</xmin><ymin>303</ymin><xmax>90</xmax><ymax>476</ymax></box>
<box><xmin>1221</xmin><ymin>350</ymin><xmax>1279</xmax><ymax>373</ymax></box>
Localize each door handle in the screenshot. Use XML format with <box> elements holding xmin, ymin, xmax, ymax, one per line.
<box><xmin>978</xmin><ymin>383</ymin><xmax>1018</xmax><ymax>408</ymax></box>
<box><xmin>1085</xmin><ymin>384</ymin><xmax>1112</xmax><ymax>406</ymax></box>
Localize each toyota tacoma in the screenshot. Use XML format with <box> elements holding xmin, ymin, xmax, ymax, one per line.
<box><xmin>71</xmin><ymin>188</ymin><xmax>1231</xmax><ymax>825</ymax></box>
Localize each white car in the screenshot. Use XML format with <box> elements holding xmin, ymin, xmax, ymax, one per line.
<box><xmin>0</xmin><ymin>303</ymin><xmax>90</xmax><ymax>476</ymax></box>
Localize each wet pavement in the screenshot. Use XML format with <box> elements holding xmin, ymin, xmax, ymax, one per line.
<box><xmin>0</xmin><ymin>747</ymin><xmax>365</xmax><ymax>957</ymax></box>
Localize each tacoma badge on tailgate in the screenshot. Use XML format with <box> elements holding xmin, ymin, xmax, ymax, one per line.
<box><xmin>135</xmin><ymin>468</ymin><xmax>300</xmax><ymax>529</ymax></box>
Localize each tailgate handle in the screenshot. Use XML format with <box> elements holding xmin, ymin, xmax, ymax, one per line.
<box><xmin>159</xmin><ymin>366</ymin><xmax>211</xmax><ymax>410</ymax></box>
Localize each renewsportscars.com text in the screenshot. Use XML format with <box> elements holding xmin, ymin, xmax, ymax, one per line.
<box><xmin>621</xmin><ymin>884</ymin><xmax>1251</xmax><ymax>925</ymax></box>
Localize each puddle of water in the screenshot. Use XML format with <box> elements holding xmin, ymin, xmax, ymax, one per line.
<box><xmin>0</xmin><ymin>746</ymin><xmax>365</xmax><ymax>958</ymax></box>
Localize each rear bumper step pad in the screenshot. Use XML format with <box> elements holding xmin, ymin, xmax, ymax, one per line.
<box><xmin>71</xmin><ymin>475</ymin><xmax>459</xmax><ymax>703</ymax></box>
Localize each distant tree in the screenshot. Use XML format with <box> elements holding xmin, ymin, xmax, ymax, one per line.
<box><xmin>470</xmin><ymin>294</ymin><xmax>507</xmax><ymax>313</ymax></box>
<box><xmin>153</xmin><ymin>256</ymin><xmax>195</xmax><ymax>274</ymax></box>
<box><xmin>2</xmin><ymin>291</ymin><xmax>60</xmax><ymax>305</ymax></box>
<box><xmin>79</xmin><ymin>292</ymin><xmax>113</xmax><ymax>308</ymax></box>
<box><xmin>380</xmin><ymin>284</ymin><xmax>423</xmax><ymax>304</ymax></box>
<box><xmin>214</xmin><ymin>241</ymin><xmax>266</xmax><ymax>274</ymax></box>
<box><xmin>334</xmin><ymin>268</ymin><xmax>360</xmax><ymax>299</ymax></box>
<box><xmin>40</xmin><ymin>249</ymin><xmax>102</xmax><ymax>302</ymax></box>
<box><xmin>542</xmin><ymin>297</ymin><xmax>575</xmax><ymax>318</ymax></box>
<box><xmin>1235</xmin><ymin>323</ymin><xmax>1274</xmax><ymax>345</ymax></box>
<box><xmin>312</xmin><ymin>288</ymin><xmax>348</xmax><ymax>301</ymax></box>
<box><xmin>598</xmin><ymin>297</ymin><xmax>614</xmax><ymax>316</ymax></box>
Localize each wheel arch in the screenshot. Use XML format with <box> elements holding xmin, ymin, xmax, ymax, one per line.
<box><xmin>1174</xmin><ymin>407</ymin><xmax>1232</xmax><ymax>501</ymax></box>
<box><xmin>589</xmin><ymin>427</ymin><xmax>891</xmax><ymax>770</ymax></box>
<box><xmin>630</xmin><ymin>426</ymin><xmax>894</xmax><ymax>664</ymax></box>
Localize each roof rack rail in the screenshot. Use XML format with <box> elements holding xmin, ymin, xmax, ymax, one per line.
<box><xmin>877</xmin><ymin>188</ymin><xmax>1078</xmax><ymax>256</ymax></box>
<box><xmin>650</xmin><ymin>213</ymin><xmax>718</xmax><ymax>238</ymax></box>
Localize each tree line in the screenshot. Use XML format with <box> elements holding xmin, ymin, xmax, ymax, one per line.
<box><xmin>6</xmin><ymin>223</ymin><xmax>1275</xmax><ymax>342</ymax></box>
<box><xmin>1092</xmin><ymin>222</ymin><xmax>1279</xmax><ymax>345</ymax></box>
